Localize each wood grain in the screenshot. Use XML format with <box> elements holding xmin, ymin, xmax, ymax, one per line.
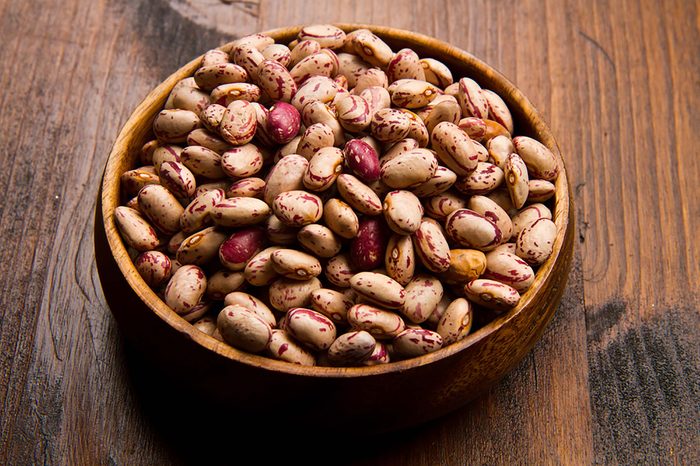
<box><xmin>0</xmin><ymin>0</ymin><xmax>697</xmax><ymax>464</ymax></box>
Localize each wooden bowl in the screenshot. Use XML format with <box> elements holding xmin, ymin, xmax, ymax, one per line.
<box><xmin>95</xmin><ymin>24</ymin><xmax>574</xmax><ymax>433</ymax></box>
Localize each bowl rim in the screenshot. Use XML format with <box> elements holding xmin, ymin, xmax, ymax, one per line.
<box><xmin>101</xmin><ymin>23</ymin><xmax>571</xmax><ymax>378</ymax></box>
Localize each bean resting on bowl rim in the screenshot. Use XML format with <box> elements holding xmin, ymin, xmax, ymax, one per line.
<box><xmin>114</xmin><ymin>24</ymin><xmax>561</xmax><ymax>368</ymax></box>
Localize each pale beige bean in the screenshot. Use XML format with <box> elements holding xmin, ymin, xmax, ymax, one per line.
<box><xmin>194</xmin><ymin>63</ymin><xmax>248</xmax><ymax>91</ymax></box>
<box><xmin>268</xmin><ymin>277</ymin><xmax>322</xmax><ymax>311</ymax></box>
<box><xmin>445</xmin><ymin>209</ymin><xmax>503</xmax><ymax>251</ymax></box>
<box><xmin>266</xmin><ymin>215</ymin><xmax>298</xmax><ymax>245</ymax></box>
<box><xmin>310</xmin><ymin>288</ymin><xmax>354</xmax><ymax>324</ymax></box>
<box><xmin>527</xmin><ymin>179</ymin><xmax>556</xmax><ymax>202</ymax></box>
<box><xmin>347</xmin><ymin>304</ymin><xmax>406</xmax><ymax>339</ymax></box>
<box><xmin>291</xmin><ymin>76</ymin><xmax>339</xmax><ymax>110</ymax></box>
<box><xmin>327</xmin><ymin>331</ymin><xmax>377</xmax><ymax>366</ymax></box>
<box><xmin>401</xmin><ymin>274</ymin><xmax>444</xmax><ymax>323</ymax></box>
<box><xmin>516</xmin><ymin>218</ymin><xmax>557</xmax><ymax>265</ymax></box>
<box><xmin>359</xmin><ymin>86</ymin><xmax>391</xmax><ymax>114</ymax></box>
<box><xmin>353</xmin><ymin>68</ymin><xmax>388</xmax><ymax>94</ymax></box>
<box><xmin>482</xmin><ymin>89</ymin><xmax>514</xmax><ymax>134</ymax></box>
<box><xmin>431</xmin><ymin>121</ymin><xmax>479</xmax><ymax>175</ymax></box>
<box><xmin>400</xmin><ymin>109</ymin><xmax>430</xmax><ymax>147</ymax></box>
<box><xmin>231</xmin><ymin>42</ymin><xmax>265</xmax><ymax>80</ymax></box>
<box><xmin>468</xmin><ymin>195</ymin><xmax>514</xmax><ymax>242</ymax></box>
<box><xmin>390</xmin><ymin>79</ymin><xmax>440</xmax><ymax>109</ymax></box>
<box><xmin>289</xmin><ymin>39</ymin><xmax>322</xmax><ymax>67</ymax></box>
<box><xmin>505</xmin><ymin>153</ymin><xmax>529</xmax><ymax>209</ymax></box>
<box><xmin>386</xmin><ymin>48</ymin><xmax>425</xmax><ymax>82</ymax></box>
<box><xmin>256</xmin><ymin>59</ymin><xmax>296</xmax><ymax>102</ymax></box>
<box><xmin>392</xmin><ymin>328</ymin><xmax>443</xmax><ymax>357</ymax></box>
<box><xmin>437</xmin><ymin>298</ymin><xmax>473</xmax><ymax>345</ymax></box>
<box><xmin>267</xmin><ymin>329</ymin><xmax>316</xmax><ymax>366</ymax></box>
<box><xmin>297</xmin><ymin>224</ymin><xmax>342</xmax><ymax>258</ymax></box>
<box><xmin>187</xmin><ymin>128</ymin><xmax>231</xmax><ymax>153</ymax></box>
<box><xmin>511</xmin><ymin>203</ymin><xmax>552</xmax><ymax>237</ymax></box>
<box><xmin>272</xmin><ymin>190</ymin><xmax>323</xmax><ymax>227</ymax></box>
<box><xmin>192</xmin><ymin>315</ymin><xmax>217</xmax><ymax>336</ymax></box>
<box><xmin>412</xmin><ymin>218</ymin><xmax>451</xmax><ymax>273</ymax></box>
<box><xmin>220</xmin><ymin>144</ymin><xmax>263</xmax><ymax>178</ymax></box>
<box><xmin>370</xmin><ymin>108</ymin><xmax>411</xmax><ymax>143</ymax></box>
<box><xmin>180</xmin><ymin>145</ymin><xmax>224</xmax><ymax>178</ymax></box>
<box><xmin>201</xmin><ymin>49</ymin><xmax>229</xmax><ymax>67</ymax></box>
<box><xmin>464</xmin><ymin>279</ymin><xmax>520</xmax><ymax>312</ymax></box>
<box><xmin>217</xmin><ymin>305</ymin><xmax>271</xmax><ymax>352</ymax></box>
<box><xmin>177</xmin><ymin>226</ymin><xmax>227</xmax><ymax>265</ymax></box>
<box><xmin>336</xmin><ymin>174</ymin><xmax>383</xmax><ymax>215</ymax></box>
<box><xmin>180</xmin><ymin>188</ymin><xmax>223</xmax><ymax>233</ymax></box>
<box><xmin>159</xmin><ymin>160</ymin><xmax>197</xmax><ymax>200</ymax></box>
<box><xmin>385</xmin><ymin>234</ymin><xmax>415</xmax><ymax>286</ymax></box>
<box><xmin>261</xmin><ymin>43</ymin><xmax>292</xmax><ymax>67</ymax></box>
<box><xmin>285</xmin><ymin>308</ymin><xmax>337</xmax><ymax>351</ymax></box>
<box><xmin>349</xmin><ymin>272</ymin><xmax>406</xmax><ymax>310</ymax></box>
<box><xmin>218</xmin><ymin>227</ymin><xmax>265</xmax><ymax>271</ymax></box>
<box><xmin>336</xmin><ymin>52</ymin><xmax>371</xmax><ymax>87</ymax></box>
<box><xmin>486</xmin><ymin>135</ymin><xmax>514</xmax><ymax>169</ymax></box>
<box><xmin>335</xmin><ymin>94</ymin><xmax>372</xmax><ymax>132</ymax></box>
<box><xmin>423</xmin><ymin>98</ymin><xmax>462</xmax><ymax>134</ymax></box>
<box><xmin>270</xmin><ymin>249</ymin><xmax>322</xmax><ymax>280</ymax></box>
<box><xmin>411</xmin><ymin>166</ymin><xmax>457</xmax><ymax>198</ymax></box>
<box><xmin>419</xmin><ymin>58</ymin><xmax>453</xmax><ymax>87</ymax></box>
<box><xmin>164</xmin><ymin>265</ymin><xmax>207</xmax><ymax>315</ymax></box>
<box><xmin>512</xmin><ymin>136</ymin><xmax>559</xmax><ymax>181</ymax></box>
<box><xmin>171</xmin><ymin>85</ymin><xmax>210</xmax><ymax>116</ymax></box>
<box><xmin>135</xmin><ymin>251</ymin><xmax>172</xmax><ymax>288</ymax></box>
<box><xmin>298</xmin><ymin>24</ymin><xmax>346</xmax><ymax>49</ymax></box>
<box><xmin>351</xmin><ymin>30</ymin><xmax>393</xmax><ymax>67</ymax></box>
<box><xmin>325</xmin><ymin>253</ymin><xmax>355</xmax><ymax>288</ymax></box>
<box><xmin>167</xmin><ymin>231</ymin><xmax>187</xmax><ymax>255</ymax></box>
<box><xmin>300</xmin><ymin>100</ymin><xmax>344</xmax><ymax>145</ymax></box>
<box><xmin>380</xmin><ymin>148</ymin><xmax>438</xmax><ymax>188</ymax></box>
<box><xmin>244</xmin><ymin>247</ymin><xmax>281</xmax><ymax>286</ymax></box>
<box><xmin>137</xmin><ymin>184</ymin><xmax>183</xmax><ymax>235</ymax></box>
<box><xmin>210</xmin><ymin>83</ymin><xmax>261</xmax><ymax>106</ymax></box>
<box><xmin>263</xmin><ymin>154</ymin><xmax>308</xmax><ymax>204</ymax></box>
<box><xmin>165</xmin><ymin>77</ymin><xmax>197</xmax><ymax>110</ymax></box>
<box><xmin>383</xmin><ymin>190</ymin><xmax>423</xmax><ymax>235</ymax></box>
<box><xmin>121</xmin><ymin>165</ymin><xmax>160</xmax><ymax>197</ymax></box>
<box><xmin>440</xmin><ymin>249</ymin><xmax>487</xmax><ymax>285</ymax></box>
<box><xmin>454</xmin><ymin>162</ymin><xmax>504</xmax><ymax>195</ymax></box>
<box><xmin>484</xmin><ymin>250</ymin><xmax>535</xmax><ymax>291</ymax></box>
<box><xmin>323</xmin><ymin>198</ymin><xmax>359</xmax><ymax>239</ymax></box>
<box><xmin>153</xmin><ymin>109</ymin><xmax>201</xmax><ymax>143</ymax></box>
<box><xmin>424</xmin><ymin>192</ymin><xmax>466</xmax><ymax>221</ymax></box>
<box><xmin>219</xmin><ymin>100</ymin><xmax>257</xmax><ymax>146</ymax></box>
<box><xmin>226</xmin><ymin>178</ymin><xmax>265</xmax><ymax>199</ymax></box>
<box><xmin>457</xmin><ymin>77</ymin><xmax>488</xmax><ymax>118</ymax></box>
<box><xmin>297</xmin><ymin>123</ymin><xmax>334</xmax><ymax>160</ymax></box>
<box><xmin>211</xmin><ymin>197</ymin><xmax>270</xmax><ymax>227</ymax></box>
<box><xmin>303</xmin><ymin>146</ymin><xmax>344</xmax><ymax>191</ymax></box>
<box><xmin>223</xmin><ymin>291</ymin><xmax>276</xmax><ymax>327</ymax></box>
<box><xmin>206</xmin><ymin>270</ymin><xmax>245</xmax><ymax>300</ymax></box>
<box><xmin>114</xmin><ymin>206</ymin><xmax>160</xmax><ymax>252</ymax></box>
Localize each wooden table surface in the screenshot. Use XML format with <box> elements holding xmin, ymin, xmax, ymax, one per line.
<box><xmin>0</xmin><ymin>0</ymin><xmax>697</xmax><ymax>464</ymax></box>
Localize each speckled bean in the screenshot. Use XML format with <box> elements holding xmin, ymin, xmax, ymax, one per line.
<box><xmin>412</xmin><ymin>218</ymin><xmax>451</xmax><ymax>273</ymax></box>
<box><xmin>431</xmin><ymin>121</ymin><xmax>479</xmax><ymax>176</ymax></box>
<box><xmin>206</xmin><ymin>270</ymin><xmax>245</xmax><ymax>300</ymax></box>
<box><xmin>219</xmin><ymin>100</ymin><xmax>257</xmax><ymax>146</ymax></box>
<box><xmin>511</xmin><ymin>203</ymin><xmax>552</xmax><ymax>237</ymax></box>
<box><xmin>527</xmin><ymin>179</ymin><xmax>556</xmax><ymax>202</ymax></box>
<box><xmin>515</xmin><ymin>217</ymin><xmax>557</xmax><ymax>265</ymax></box>
<box><xmin>267</xmin><ymin>329</ymin><xmax>316</xmax><ymax>366</ymax></box>
<box><xmin>336</xmin><ymin>174</ymin><xmax>383</xmax><ymax>215</ymax></box>
<box><xmin>135</xmin><ymin>251</ymin><xmax>172</xmax><ymax>288</ymax></box>
<box><xmin>385</xmin><ymin>234</ymin><xmax>415</xmax><ymax>286</ymax></box>
<box><xmin>285</xmin><ymin>307</ymin><xmax>336</xmax><ymax>351</ymax></box>
<box><xmin>484</xmin><ymin>250</ymin><xmax>535</xmax><ymax>291</ymax></box>
<box><xmin>505</xmin><ymin>153</ymin><xmax>529</xmax><ymax>209</ymax></box>
<box><xmin>327</xmin><ymin>331</ymin><xmax>377</xmax><ymax>366</ymax></box>
<box><xmin>445</xmin><ymin>208</ymin><xmax>502</xmax><ymax>251</ymax></box>
<box><xmin>383</xmin><ymin>190</ymin><xmax>423</xmax><ymax>235</ymax></box>
<box><xmin>419</xmin><ymin>58</ymin><xmax>453</xmax><ymax>88</ymax></box>
<box><xmin>211</xmin><ymin>197</ymin><xmax>270</xmax><ymax>227</ymax></box>
<box><xmin>351</xmin><ymin>31</ymin><xmax>393</xmax><ymax>68</ymax></box>
<box><xmin>298</xmin><ymin>24</ymin><xmax>346</xmax><ymax>49</ymax></box>
<box><xmin>347</xmin><ymin>304</ymin><xmax>406</xmax><ymax>339</ymax></box>
<box><xmin>266</xmin><ymin>215</ymin><xmax>298</xmax><ymax>245</ymax></box>
<box><xmin>303</xmin><ymin>146</ymin><xmax>344</xmax><ymax>191</ymax></box>
<box><xmin>223</xmin><ymin>291</ymin><xmax>276</xmax><ymax>327</ymax></box>
<box><xmin>310</xmin><ymin>288</ymin><xmax>354</xmax><ymax>324</ymax></box>
<box><xmin>457</xmin><ymin>77</ymin><xmax>488</xmax><ymax>118</ymax></box>
<box><xmin>411</xmin><ymin>166</ymin><xmax>457</xmax><ymax>198</ymax></box>
<box><xmin>380</xmin><ymin>148</ymin><xmax>438</xmax><ymax>188</ymax></box>
<box><xmin>180</xmin><ymin>188</ymin><xmax>223</xmax><ymax>233</ymax></box>
<box><xmin>486</xmin><ymin>135</ymin><xmax>514</xmax><ymax>169</ymax></box>
<box><xmin>323</xmin><ymin>198</ymin><xmax>359</xmax><ymax>239</ymax></box>
<box><xmin>194</xmin><ymin>63</ymin><xmax>248</xmax><ymax>91</ymax></box>
<box><xmin>217</xmin><ymin>305</ymin><xmax>271</xmax><ymax>352</ymax></box>
<box><xmin>370</xmin><ymin>108</ymin><xmax>411</xmax><ymax>143</ymax></box>
<box><xmin>177</xmin><ymin>226</ymin><xmax>227</xmax><ymax>265</ymax></box>
<box><xmin>424</xmin><ymin>192</ymin><xmax>466</xmax><ymax>221</ymax></box>
<box><xmin>210</xmin><ymin>83</ymin><xmax>261</xmax><ymax>106</ymax></box>
<box><xmin>180</xmin><ymin>145</ymin><xmax>224</xmax><ymax>178</ymax></box>
<box><xmin>291</xmin><ymin>76</ymin><xmax>339</xmax><ymax>110</ymax></box>
<box><xmin>290</xmin><ymin>40</ymin><xmax>322</xmax><ymax>67</ymax></box>
<box><xmin>350</xmin><ymin>217</ymin><xmax>389</xmax><ymax>271</ymax></box>
<box><xmin>114</xmin><ymin>206</ymin><xmax>160</xmax><ymax>252</ymax></box>
<box><xmin>263</xmin><ymin>154</ymin><xmax>308</xmax><ymax>204</ymax></box>
<box><xmin>153</xmin><ymin>109</ymin><xmax>201</xmax><ymax>143</ymax></box>
<box><xmin>467</xmin><ymin>195</ymin><xmax>514</xmax><ymax>242</ymax></box>
<box><xmin>325</xmin><ymin>253</ymin><xmax>356</xmax><ymax>288</ymax></box>
<box><xmin>121</xmin><ymin>166</ymin><xmax>160</xmax><ymax>197</ymax></box>
<box><xmin>301</xmin><ymin>100</ymin><xmax>345</xmax><ymax>145</ymax></box>
<box><xmin>297</xmin><ymin>224</ymin><xmax>342</xmax><ymax>258</ymax></box>
<box><xmin>267</xmin><ymin>102</ymin><xmax>301</xmax><ymax>144</ymax></box>
<box><xmin>390</xmin><ymin>79</ymin><xmax>440</xmax><ymax>109</ymax></box>
<box><xmin>482</xmin><ymin>89</ymin><xmax>514</xmax><ymax>134</ymax></box>
<box><xmin>137</xmin><ymin>184</ymin><xmax>184</xmax><ymax>235</ymax></box>
<box><xmin>297</xmin><ymin>123</ymin><xmax>335</xmax><ymax>160</ymax></box>
<box><xmin>454</xmin><ymin>162</ymin><xmax>504</xmax><ymax>196</ymax></box>
<box><xmin>256</xmin><ymin>59</ymin><xmax>296</xmax><ymax>102</ymax></box>
<box><xmin>512</xmin><ymin>136</ymin><xmax>559</xmax><ymax>181</ymax></box>
<box><xmin>400</xmin><ymin>274</ymin><xmax>444</xmax><ymax>324</ymax></box>
<box><xmin>243</xmin><ymin>246</ymin><xmax>281</xmax><ymax>286</ymax></box>
<box><xmin>349</xmin><ymin>272</ymin><xmax>406</xmax><ymax>310</ymax></box>
<box><xmin>187</xmin><ymin>128</ymin><xmax>231</xmax><ymax>153</ymax></box>
<box><xmin>269</xmin><ymin>277</ymin><xmax>322</xmax><ymax>311</ymax></box>
<box><xmin>164</xmin><ymin>265</ymin><xmax>207</xmax><ymax>315</ymax></box>
<box><xmin>464</xmin><ymin>279</ymin><xmax>520</xmax><ymax>312</ymax></box>
<box><xmin>272</xmin><ymin>190</ymin><xmax>323</xmax><ymax>227</ymax></box>
<box><xmin>437</xmin><ymin>298</ymin><xmax>473</xmax><ymax>345</ymax></box>
<box><xmin>261</xmin><ymin>43</ymin><xmax>292</xmax><ymax>67</ymax></box>
<box><xmin>392</xmin><ymin>328</ymin><xmax>443</xmax><ymax>357</ymax></box>
<box><xmin>270</xmin><ymin>248</ymin><xmax>322</xmax><ymax>280</ymax></box>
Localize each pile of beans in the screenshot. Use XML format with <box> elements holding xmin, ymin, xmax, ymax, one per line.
<box><xmin>114</xmin><ymin>25</ymin><xmax>559</xmax><ymax>367</ymax></box>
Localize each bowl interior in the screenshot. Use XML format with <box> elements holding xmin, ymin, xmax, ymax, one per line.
<box><xmin>101</xmin><ymin>24</ymin><xmax>571</xmax><ymax>377</ymax></box>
